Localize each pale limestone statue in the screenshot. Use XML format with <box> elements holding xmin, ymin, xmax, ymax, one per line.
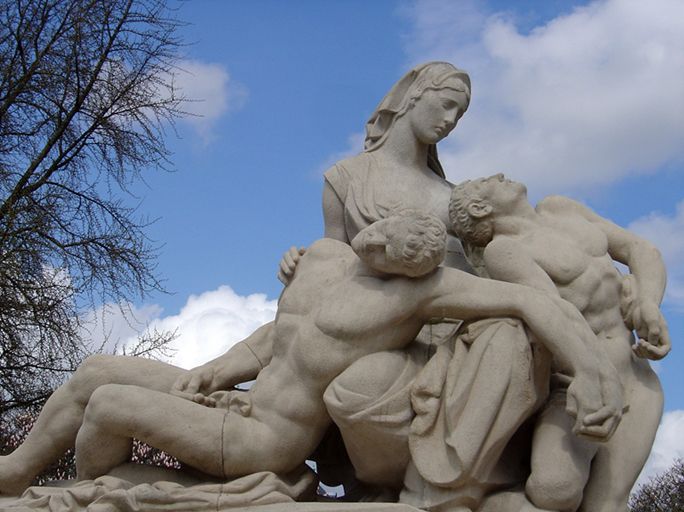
<box><xmin>276</xmin><ymin>61</ymin><xmax>478</xmax><ymax>500</ymax></box>
<box><xmin>311</xmin><ymin>62</ymin><xmax>568</xmax><ymax>509</ymax></box>
<box><xmin>314</xmin><ymin>61</ymin><xmax>476</xmax><ymax>498</ymax></box>
<box><xmin>0</xmin><ymin>210</ymin><xmax>617</xmax><ymax>502</ymax></box>
<box><xmin>0</xmin><ymin>62</ymin><xmax>667</xmax><ymax>512</ymax></box>
<box><xmin>321</xmin><ymin>61</ymin><xmax>473</xmax><ymax>271</ymax></box>
<box><xmin>448</xmin><ymin>174</ymin><xmax>669</xmax><ymax>512</ymax></box>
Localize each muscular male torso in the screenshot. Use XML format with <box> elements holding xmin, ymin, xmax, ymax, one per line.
<box><xmin>245</xmin><ymin>238</ymin><xmax>426</xmax><ymax>455</ymax></box>
<box><xmin>497</xmin><ymin>197</ymin><xmax>642</xmax><ymax>379</ymax></box>
<box><xmin>491</xmin><ymin>201</ymin><xmax>664</xmax><ymax>512</ymax></box>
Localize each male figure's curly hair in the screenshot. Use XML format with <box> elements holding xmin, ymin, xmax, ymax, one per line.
<box><xmin>449</xmin><ymin>182</ymin><xmax>494</xmax><ymax>247</ymax></box>
<box><xmin>387</xmin><ymin>209</ymin><xmax>446</xmax><ymax>276</ymax></box>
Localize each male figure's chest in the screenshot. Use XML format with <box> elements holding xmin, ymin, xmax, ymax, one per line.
<box><xmin>527</xmin><ymin>213</ymin><xmax>609</xmax><ymax>286</ymax></box>
<box><xmin>277</xmin><ymin>242</ymin><xmax>351</xmax><ymax>316</ymax></box>
<box><xmin>315</xmin><ymin>277</ymin><xmax>420</xmax><ymax>345</ymax></box>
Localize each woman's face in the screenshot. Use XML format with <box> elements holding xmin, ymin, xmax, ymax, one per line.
<box><xmin>408</xmin><ymin>82</ymin><xmax>469</xmax><ymax>145</ymax></box>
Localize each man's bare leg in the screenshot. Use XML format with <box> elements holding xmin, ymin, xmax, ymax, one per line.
<box><xmin>580</xmin><ymin>366</ymin><xmax>663</xmax><ymax>512</ymax></box>
<box><xmin>74</xmin><ymin>383</ymin><xmax>284</xmax><ymax>480</ymax></box>
<box><xmin>524</xmin><ymin>401</ymin><xmax>597</xmax><ymax>512</ymax></box>
<box><xmin>0</xmin><ymin>355</ymin><xmax>184</xmax><ymax>494</ymax></box>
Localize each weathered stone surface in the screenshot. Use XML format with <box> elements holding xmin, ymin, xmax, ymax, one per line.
<box><xmin>0</xmin><ymin>62</ymin><xmax>668</xmax><ymax>512</ymax></box>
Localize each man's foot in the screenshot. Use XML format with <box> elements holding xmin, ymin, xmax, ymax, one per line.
<box><xmin>0</xmin><ymin>457</ymin><xmax>33</xmax><ymax>496</ymax></box>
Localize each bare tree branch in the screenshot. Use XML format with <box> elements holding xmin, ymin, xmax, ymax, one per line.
<box><xmin>0</xmin><ymin>0</ymin><xmax>186</xmax><ymax>414</ymax></box>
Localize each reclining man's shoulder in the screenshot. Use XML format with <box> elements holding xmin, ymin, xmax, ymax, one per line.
<box><xmin>537</xmin><ymin>194</ymin><xmax>584</xmax><ymax>214</ymax></box>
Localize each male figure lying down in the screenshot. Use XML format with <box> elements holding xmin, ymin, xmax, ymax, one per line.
<box><xmin>0</xmin><ymin>209</ymin><xmax>619</xmax><ymax>494</ymax></box>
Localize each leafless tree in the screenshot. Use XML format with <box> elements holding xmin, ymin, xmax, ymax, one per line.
<box><xmin>0</xmin><ymin>0</ymin><xmax>186</xmax><ymax>413</ymax></box>
<box><xmin>629</xmin><ymin>459</ymin><xmax>684</xmax><ymax>512</ymax></box>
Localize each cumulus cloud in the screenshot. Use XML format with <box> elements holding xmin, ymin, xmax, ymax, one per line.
<box><xmin>174</xmin><ymin>60</ymin><xmax>248</xmax><ymax>143</ymax></box>
<box><xmin>400</xmin><ymin>0</ymin><xmax>684</xmax><ymax>196</ymax></box>
<box><xmin>81</xmin><ymin>285</ymin><xmax>277</xmax><ymax>369</ymax></box>
<box><xmin>628</xmin><ymin>200</ymin><xmax>684</xmax><ymax>309</ymax></box>
<box><xmin>143</xmin><ymin>286</ymin><xmax>276</xmax><ymax>369</ymax></box>
<box><xmin>79</xmin><ymin>302</ymin><xmax>164</xmax><ymax>354</ymax></box>
<box><xmin>635</xmin><ymin>409</ymin><xmax>684</xmax><ymax>488</ymax></box>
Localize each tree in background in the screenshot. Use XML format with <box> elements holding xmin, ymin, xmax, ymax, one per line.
<box><xmin>0</xmin><ymin>0</ymin><xmax>185</xmax><ymax>414</ymax></box>
<box><xmin>629</xmin><ymin>459</ymin><xmax>684</xmax><ymax>512</ymax></box>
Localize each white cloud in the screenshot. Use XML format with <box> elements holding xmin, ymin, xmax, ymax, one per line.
<box><xmin>79</xmin><ymin>302</ymin><xmax>164</xmax><ymax>354</ymax></box>
<box><xmin>635</xmin><ymin>409</ymin><xmax>684</xmax><ymax>488</ymax></box>
<box><xmin>81</xmin><ymin>285</ymin><xmax>277</xmax><ymax>370</ymax></box>
<box><xmin>628</xmin><ymin>200</ymin><xmax>684</xmax><ymax>309</ymax></box>
<box><xmin>143</xmin><ymin>286</ymin><xmax>276</xmax><ymax>369</ymax></box>
<box><xmin>401</xmin><ymin>0</ymin><xmax>684</xmax><ymax>196</ymax></box>
<box><xmin>174</xmin><ymin>60</ymin><xmax>248</xmax><ymax>143</ymax></box>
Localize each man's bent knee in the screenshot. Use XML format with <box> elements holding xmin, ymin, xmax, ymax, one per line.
<box><xmin>526</xmin><ymin>471</ymin><xmax>583</xmax><ymax>512</ymax></box>
<box><xmin>67</xmin><ymin>355</ymin><xmax>121</xmax><ymax>406</ymax></box>
<box><xmin>82</xmin><ymin>384</ymin><xmax>129</xmax><ymax>430</ymax></box>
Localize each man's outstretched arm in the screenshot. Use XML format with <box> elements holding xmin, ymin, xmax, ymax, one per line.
<box><xmin>422</xmin><ymin>264</ymin><xmax>600</xmax><ymax>381</ymax></box>
<box><xmin>420</xmin><ymin>264</ymin><xmax>620</xmax><ymax>439</ymax></box>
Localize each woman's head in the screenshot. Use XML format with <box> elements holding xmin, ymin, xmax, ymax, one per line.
<box><xmin>403</xmin><ymin>62</ymin><xmax>471</xmax><ymax>112</ymax></box>
<box><xmin>364</xmin><ymin>62</ymin><xmax>471</xmax><ymax>167</ymax></box>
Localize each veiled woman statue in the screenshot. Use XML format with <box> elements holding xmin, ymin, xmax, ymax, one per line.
<box><xmin>308</xmin><ymin>61</ymin><xmax>473</xmax><ymax>498</ymax></box>
<box><xmin>322</xmin><ymin>61</ymin><xmax>472</xmax><ymax>270</ymax></box>
<box><xmin>307</xmin><ymin>62</ymin><xmax>551</xmax><ymax>511</ymax></box>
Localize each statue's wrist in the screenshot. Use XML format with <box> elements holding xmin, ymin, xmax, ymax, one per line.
<box><xmin>573</xmin><ymin>360</ymin><xmax>600</xmax><ymax>382</ymax></box>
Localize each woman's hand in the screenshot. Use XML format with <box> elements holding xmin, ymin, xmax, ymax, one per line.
<box><xmin>277</xmin><ymin>246</ymin><xmax>306</xmax><ymax>286</ymax></box>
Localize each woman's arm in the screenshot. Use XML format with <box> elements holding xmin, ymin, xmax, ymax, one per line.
<box><xmin>322</xmin><ymin>180</ymin><xmax>349</xmax><ymax>242</ymax></box>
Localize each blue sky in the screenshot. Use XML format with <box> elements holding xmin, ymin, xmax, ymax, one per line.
<box><xmin>90</xmin><ymin>0</ymin><xmax>684</xmax><ymax>484</ymax></box>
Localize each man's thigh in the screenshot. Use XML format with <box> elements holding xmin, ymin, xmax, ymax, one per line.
<box><xmin>75</xmin><ymin>354</ymin><xmax>185</xmax><ymax>395</ymax></box>
<box><xmin>526</xmin><ymin>399</ymin><xmax>598</xmax><ymax>511</ymax></box>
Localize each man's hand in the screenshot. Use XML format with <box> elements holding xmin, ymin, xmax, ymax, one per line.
<box><xmin>566</xmin><ymin>371</ymin><xmax>622</xmax><ymax>441</ymax></box>
<box><xmin>621</xmin><ymin>275</ymin><xmax>671</xmax><ymax>360</ymax></box>
<box><xmin>170</xmin><ymin>366</ymin><xmax>218</xmax><ymax>406</ymax></box>
<box><xmin>277</xmin><ymin>246</ymin><xmax>306</xmax><ymax>286</ymax></box>
<box><xmin>631</xmin><ymin>300</ymin><xmax>671</xmax><ymax>360</ymax></box>
<box><xmin>577</xmin><ymin>368</ymin><xmax>623</xmax><ymax>440</ymax></box>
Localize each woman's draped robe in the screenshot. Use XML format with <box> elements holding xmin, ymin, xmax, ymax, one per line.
<box><xmin>322</xmin><ymin>153</ymin><xmax>551</xmax><ymax>509</ymax></box>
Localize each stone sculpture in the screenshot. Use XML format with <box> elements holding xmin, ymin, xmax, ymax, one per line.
<box><xmin>321</xmin><ymin>61</ymin><xmax>472</xmax><ymax>271</ymax></box>
<box><xmin>315</xmin><ymin>60</ymin><xmax>479</xmax><ymax>501</ymax></box>
<box><xmin>448</xmin><ymin>175</ymin><xmax>668</xmax><ymax>512</ymax></box>
<box><xmin>0</xmin><ymin>62</ymin><xmax>669</xmax><ymax>512</ymax></box>
<box><xmin>0</xmin><ymin>209</ymin><xmax>616</xmax><ymax>493</ymax></box>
